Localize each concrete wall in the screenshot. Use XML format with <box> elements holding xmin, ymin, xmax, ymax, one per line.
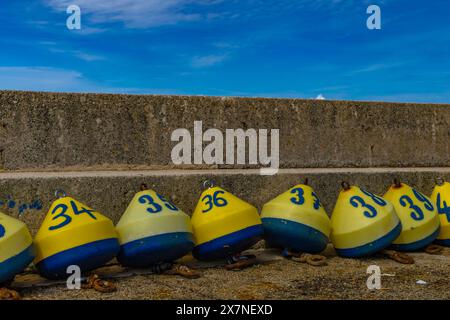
<box><xmin>0</xmin><ymin>90</ymin><xmax>448</xmax><ymax>233</ymax></box>
<box><xmin>0</xmin><ymin>90</ymin><xmax>448</xmax><ymax>170</ymax></box>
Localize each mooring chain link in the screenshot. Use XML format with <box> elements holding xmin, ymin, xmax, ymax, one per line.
<box><xmin>282</xmin><ymin>249</ymin><xmax>328</xmax><ymax>267</ymax></box>
<box><xmin>382</xmin><ymin>250</ymin><xmax>415</xmax><ymax>264</ymax></box>
<box><xmin>82</xmin><ymin>274</ymin><xmax>117</xmax><ymax>293</ymax></box>
<box><xmin>424</xmin><ymin>244</ymin><xmax>444</xmax><ymax>255</ymax></box>
<box><xmin>0</xmin><ymin>288</ymin><xmax>21</xmax><ymax>300</ymax></box>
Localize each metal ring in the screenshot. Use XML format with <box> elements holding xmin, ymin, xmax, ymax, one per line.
<box><xmin>394</xmin><ymin>178</ymin><xmax>402</xmax><ymax>188</ymax></box>
<box><xmin>202</xmin><ymin>180</ymin><xmax>215</xmax><ymax>189</ymax></box>
<box><xmin>341</xmin><ymin>181</ymin><xmax>351</xmax><ymax>191</ymax></box>
<box><xmin>140</xmin><ymin>183</ymin><xmax>149</xmax><ymax>191</ymax></box>
<box><xmin>436</xmin><ymin>177</ymin><xmax>445</xmax><ymax>186</ymax></box>
<box><xmin>54</xmin><ymin>189</ymin><xmax>67</xmax><ymax>199</ymax></box>
<box><xmin>304</xmin><ymin>178</ymin><xmax>309</xmax><ymax>186</ymax></box>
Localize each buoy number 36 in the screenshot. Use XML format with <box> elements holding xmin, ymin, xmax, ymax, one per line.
<box><xmin>202</xmin><ymin>190</ymin><xmax>228</xmax><ymax>213</ymax></box>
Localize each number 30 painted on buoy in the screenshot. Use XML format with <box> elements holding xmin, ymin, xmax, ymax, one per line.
<box><xmin>0</xmin><ymin>223</ymin><xmax>5</xmax><ymax>238</ymax></box>
<box><xmin>202</xmin><ymin>190</ymin><xmax>228</xmax><ymax>213</ymax></box>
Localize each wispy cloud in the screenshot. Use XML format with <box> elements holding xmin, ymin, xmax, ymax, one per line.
<box><xmin>0</xmin><ymin>66</ymin><xmax>92</xmax><ymax>91</ymax></box>
<box><xmin>44</xmin><ymin>0</ymin><xmax>223</xmax><ymax>28</ymax></box>
<box><xmin>350</xmin><ymin>63</ymin><xmax>404</xmax><ymax>75</ymax></box>
<box><xmin>41</xmin><ymin>42</ymin><xmax>106</xmax><ymax>61</ymax></box>
<box><xmin>191</xmin><ymin>54</ymin><xmax>228</xmax><ymax>68</ymax></box>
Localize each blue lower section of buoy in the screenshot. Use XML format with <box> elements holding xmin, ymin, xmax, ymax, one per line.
<box><xmin>336</xmin><ymin>222</ymin><xmax>402</xmax><ymax>258</ymax></box>
<box><xmin>262</xmin><ymin>218</ymin><xmax>328</xmax><ymax>254</ymax></box>
<box><xmin>193</xmin><ymin>224</ymin><xmax>264</xmax><ymax>261</ymax></box>
<box><xmin>435</xmin><ymin>238</ymin><xmax>450</xmax><ymax>246</ymax></box>
<box><xmin>0</xmin><ymin>244</ymin><xmax>35</xmax><ymax>285</ymax></box>
<box><xmin>36</xmin><ymin>238</ymin><xmax>120</xmax><ymax>280</ymax></box>
<box><xmin>390</xmin><ymin>227</ymin><xmax>441</xmax><ymax>251</ymax></box>
<box><xmin>118</xmin><ymin>232</ymin><xmax>195</xmax><ymax>267</ymax></box>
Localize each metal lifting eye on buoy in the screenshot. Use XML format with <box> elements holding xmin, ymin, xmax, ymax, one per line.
<box><xmin>393</xmin><ymin>178</ymin><xmax>402</xmax><ymax>188</ymax></box>
<box><xmin>54</xmin><ymin>189</ymin><xmax>67</xmax><ymax>199</ymax></box>
<box><xmin>341</xmin><ymin>181</ymin><xmax>351</xmax><ymax>191</ymax></box>
<box><xmin>304</xmin><ymin>178</ymin><xmax>309</xmax><ymax>186</ymax></box>
<box><xmin>140</xmin><ymin>183</ymin><xmax>149</xmax><ymax>191</ymax></box>
<box><xmin>202</xmin><ymin>179</ymin><xmax>215</xmax><ymax>190</ymax></box>
<box><xmin>436</xmin><ymin>177</ymin><xmax>445</xmax><ymax>186</ymax></box>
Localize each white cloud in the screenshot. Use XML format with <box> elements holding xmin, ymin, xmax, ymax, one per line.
<box><xmin>191</xmin><ymin>54</ymin><xmax>228</xmax><ymax>68</ymax></box>
<box><xmin>0</xmin><ymin>66</ymin><xmax>184</xmax><ymax>94</ymax></box>
<box><xmin>315</xmin><ymin>94</ymin><xmax>326</xmax><ymax>100</ymax></box>
<box><xmin>44</xmin><ymin>0</ymin><xmax>221</xmax><ymax>28</ymax></box>
<box><xmin>0</xmin><ymin>66</ymin><xmax>94</xmax><ymax>92</ymax></box>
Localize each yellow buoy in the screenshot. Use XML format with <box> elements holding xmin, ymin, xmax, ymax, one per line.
<box><xmin>34</xmin><ymin>190</ymin><xmax>120</xmax><ymax>279</ymax></box>
<box><xmin>430</xmin><ymin>179</ymin><xmax>450</xmax><ymax>246</ymax></box>
<box><xmin>0</xmin><ymin>212</ymin><xmax>35</xmax><ymax>284</ymax></box>
<box><xmin>261</xmin><ymin>181</ymin><xmax>330</xmax><ymax>253</ymax></box>
<box><xmin>191</xmin><ymin>181</ymin><xmax>263</xmax><ymax>261</ymax></box>
<box><xmin>116</xmin><ymin>184</ymin><xmax>195</xmax><ymax>267</ymax></box>
<box><xmin>383</xmin><ymin>180</ymin><xmax>440</xmax><ymax>251</ymax></box>
<box><xmin>330</xmin><ymin>182</ymin><xmax>401</xmax><ymax>258</ymax></box>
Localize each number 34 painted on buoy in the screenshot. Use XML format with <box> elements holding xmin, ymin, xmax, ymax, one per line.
<box><xmin>49</xmin><ymin>200</ymin><xmax>97</xmax><ymax>231</ymax></box>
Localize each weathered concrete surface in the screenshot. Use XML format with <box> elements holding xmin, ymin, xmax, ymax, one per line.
<box><xmin>16</xmin><ymin>245</ymin><xmax>450</xmax><ymax>300</ymax></box>
<box><xmin>1</xmin><ymin>168</ymin><xmax>448</xmax><ymax>233</ymax></box>
<box><xmin>0</xmin><ymin>90</ymin><xmax>449</xmax><ymax>170</ymax></box>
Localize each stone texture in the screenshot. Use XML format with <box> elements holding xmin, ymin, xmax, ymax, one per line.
<box><xmin>0</xmin><ymin>90</ymin><xmax>449</xmax><ymax>170</ymax></box>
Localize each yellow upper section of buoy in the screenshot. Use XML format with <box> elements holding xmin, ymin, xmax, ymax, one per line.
<box><xmin>261</xmin><ymin>184</ymin><xmax>330</xmax><ymax>237</ymax></box>
<box><xmin>116</xmin><ymin>189</ymin><xmax>193</xmax><ymax>245</ymax></box>
<box><xmin>331</xmin><ymin>185</ymin><xmax>399</xmax><ymax>249</ymax></box>
<box><xmin>191</xmin><ymin>186</ymin><xmax>261</xmax><ymax>245</ymax></box>
<box><xmin>34</xmin><ymin>196</ymin><xmax>118</xmax><ymax>263</ymax></box>
<box><xmin>384</xmin><ymin>183</ymin><xmax>439</xmax><ymax>245</ymax></box>
<box><xmin>0</xmin><ymin>211</ymin><xmax>33</xmax><ymax>263</ymax></box>
<box><xmin>430</xmin><ymin>181</ymin><xmax>450</xmax><ymax>241</ymax></box>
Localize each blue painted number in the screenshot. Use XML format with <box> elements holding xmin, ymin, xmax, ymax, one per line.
<box><xmin>71</xmin><ymin>201</ymin><xmax>97</xmax><ymax>220</ymax></box>
<box><xmin>139</xmin><ymin>195</ymin><xmax>163</xmax><ymax>214</ymax></box>
<box><xmin>202</xmin><ymin>190</ymin><xmax>228</xmax><ymax>213</ymax></box>
<box><xmin>157</xmin><ymin>194</ymin><xmax>179</xmax><ymax>211</ymax></box>
<box><xmin>0</xmin><ymin>224</ymin><xmax>5</xmax><ymax>238</ymax></box>
<box><xmin>312</xmin><ymin>192</ymin><xmax>321</xmax><ymax>210</ymax></box>
<box><xmin>290</xmin><ymin>188</ymin><xmax>305</xmax><ymax>205</ymax></box>
<box><xmin>49</xmin><ymin>201</ymin><xmax>97</xmax><ymax>231</ymax></box>
<box><xmin>436</xmin><ymin>193</ymin><xmax>450</xmax><ymax>223</ymax></box>
<box><xmin>399</xmin><ymin>195</ymin><xmax>424</xmax><ymax>221</ymax></box>
<box><xmin>412</xmin><ymin>189</ymin><xmax>434</xmax><ymax>211</ymax></box>
<box><xmin>361</xmin><ymin>189</ymin><xmax>387</xmax><ymax>206</ymax></box>
<box><xmin>49</xmin><ymin>203</ymin><xmax>71</xmax><ymax>230</ymax></box>
<box><xmin>350</xmin><ymin>196</ymin><xmax>378</xmax><ymax>218</ymax></box>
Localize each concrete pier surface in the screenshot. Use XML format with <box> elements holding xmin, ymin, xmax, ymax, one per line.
<box><xmin>0</xmin><ymin>90</ymin><xmax>448</xmax><ymax>300</ymax></box>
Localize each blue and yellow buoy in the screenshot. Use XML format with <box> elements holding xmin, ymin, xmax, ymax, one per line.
<box><xmin>191</xmin><ymin>181</ymin><xmax>264</xmax><ymax>261</ymax></box>
<box><xmin>383</xmin><ymin>180</ymin><xmax>440</xmax><ymax>251</ymax></box>
<box><xmin>330</xmin><ymin>182</ymin><xmax>401</xmax><ymax>258</ymax></box>
<box><xmin>261</xmin><ymin>181</ymin><xmax>330</xmax><ymax>253</ymax></box>
<box><xmin>34</xmin><ymin>190</ymin><xmax>120</xmax><ymax>279</ymax></box>
<box><xmin>430</xmin><ymin>179</ymin><xmax>450</xmax><ymax>246</ymax></box>
<box><xmin>0</xmin><ymin>212</ymin><xmax>35</xmax><ymax>285</ymax></box>
<box><xmin>116</xmin><ymin>184</ymin><xmax>195</xmax><ymax>267</ymax></box>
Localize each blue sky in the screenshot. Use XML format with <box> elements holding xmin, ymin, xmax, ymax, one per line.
<box><xmin>1</xmin><ymin>0</ymin><xmax>450</xmax><ymax>103</ymax></box>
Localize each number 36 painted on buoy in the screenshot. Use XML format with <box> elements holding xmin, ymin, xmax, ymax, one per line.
<box><xmin>202</xmin><ymin>190</ymin><xmax>228</xmax><ymax>213</ymax></box>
